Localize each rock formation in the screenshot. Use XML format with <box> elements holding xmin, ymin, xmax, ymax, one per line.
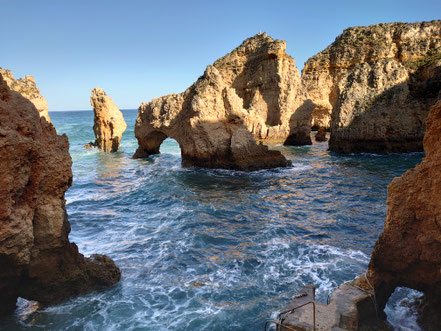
<box><xmin>302</xmin><ymin>20</ymin><xmax>441</xmax><ymax>153</ymax></box>
<box><xmin>0</xmin><ymin>67</ymin><xmax>51</xmax><ymax>122</ymax></box>
<box><xmin>134</xmin><ymin>65</ymin><xmax>290</xmax><ymax>170</ymax></box>
<box><xmin>315</xmin><ymin>127</ymin><xmax>327</xmax><ymax>142</ymax></box>
<box><xmin>367</xmin><ymin>98</ymin><xmax>441</xmax><ymax>327</ymax></box>
<box><xmin>134</xmin><ymin>33</ymin><xmax>314</xmax><ymax>171</ymax></box>
<box><xmin>88</xmin><ymin>87</ymin><xmax>127</xmax><ymax>152</ymax></box>
<box><xmin>0</xmin><ymin>74</ymin><xmax>121</xmax><ymax>315</ymax></box>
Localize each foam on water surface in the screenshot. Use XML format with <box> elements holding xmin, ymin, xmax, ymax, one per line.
<box><xmin>1</xmin><ymin>110</ymin><xmax>425</xmax><ymax>330</ymax></box>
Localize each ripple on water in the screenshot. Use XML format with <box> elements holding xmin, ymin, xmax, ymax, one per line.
<box><xmin>2</xmin><ymin>110</ymin><xmax>425</xmax><ymax>330</ymax></box>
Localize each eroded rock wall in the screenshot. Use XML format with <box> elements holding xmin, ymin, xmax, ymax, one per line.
<box><xmin>0</xmin><ymin>67</ymin><xmax>51</xmax><ymax>122</ymax></box>
<box><xmin>89</xmin><ymin>87</ymin><xmax>127</xmax><ymax>152</ymax></box>
<box><xmin>0</xmin><ymin>74</ymin><xmax>120</xmax><ymax>315</ymax></box>
<box><xmin>367</xmin><ymin>98</ymin><xmax>441</xmax><ymax>326</ymax></box>
<box><xmin>302</xmin><ymin>20</ymin><xmax>441</xmax><ymax>152</ymax></box>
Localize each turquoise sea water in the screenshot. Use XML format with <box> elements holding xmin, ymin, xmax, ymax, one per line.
<box><xmin>2</xmin><ymin>110</ymin><xmax>424</xmax><ymax>330</ymax></box>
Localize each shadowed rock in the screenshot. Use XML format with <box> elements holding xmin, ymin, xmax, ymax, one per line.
<box><xmin>367</xmin><ymin>98</ymin><xmax>441</xmax><ymax>327</ymax></box>
<box><xmin>0</xmin><ymin>74</ymin><xmax>120</xmax><ymax>316</ymax></box>
<box><xmin>87</xmin><ymin>87</ymin><xmax>127</xmax><ymax>152</ymax></box>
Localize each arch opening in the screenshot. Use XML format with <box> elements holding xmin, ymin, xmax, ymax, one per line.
<box><xmin>384</xmin><ymin>286</ymin><xmax>423</xmax><ymax>330</ymax></box>
<box><xmin>159</xmin><ymin>137</ymin><xmax>181</xmax><ymax>158</ymax></box>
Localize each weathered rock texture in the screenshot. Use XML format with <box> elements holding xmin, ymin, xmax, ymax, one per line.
<box><xmin>0</xmin><ymin>68</ymin><xmax>51</xmax><ymax>122</ymax></box>
<box><xmin>302</xmin><ymin>20</ymin><xmax>441</xmax><ymax>153</ymax></box>
<box><xmin>89</xmin><ymin>87</ymin><xmax>127</xmax><ymax>152</ymax></box>
<box><xmin>134</xmin><ymin>65</ymin><xmax>290</xmax><ymax>170</ymax></box>
<box><xmin>134</xmin><ymin>33</ymin><xmax>312</xmax><ymax>170</ymax></box>
<box><xmin>0</xmin><ymin>74</ymin><xmax>120</xmax><ymax>315</ymax></box>
<box><xmin>368</xmin><ymin>98</ymin><xmax>441</xmax><ymax>328</ymax></box>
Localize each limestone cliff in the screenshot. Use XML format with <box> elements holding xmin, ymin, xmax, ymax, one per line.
<box><xmin>212</xmin><ymin>33</ymin><xmax>313</xmax><ymax>145</ymax></box>
<box><xmin>0</xmin><ymin>67</ymin><xmax>51</xmax><ymax>122</ymax></box>
<box><xmin>134</xmin><ymin>65</ymin><xmax>290</xmax><ymax>170</ymax></box>
<box><xmin>88</xmin><ymin>87</ymin><xmax>127</xmax><ymax>152</ymax></box>
<box><xmin>367</xmin><ymin>98</ymin><xmax>441</xmax><ymax>327</ymax></box>
<box><xmin>0</xmin><ymin>74</ymin><xmax>120</xmax><ymax>315</ymax></box>
<box><xmin>302</xmin><ymin>20</ymin><xmax>441</xmax><ymax>152</ymax></box>
<box><xmin>134</xmin><ymin>33</ymin><xmax>311</xmax><ymax>170</ymax></box>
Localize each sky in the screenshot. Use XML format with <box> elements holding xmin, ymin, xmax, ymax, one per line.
<box><xmin>1</xmin><ymin>0</ymin><xmax>440</xmax><ymax>110</ymax></box>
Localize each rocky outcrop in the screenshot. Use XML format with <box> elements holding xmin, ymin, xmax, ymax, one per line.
<box><xmin>0</xmin><ymin>74</ymin><xmax>120</xmax><ymax>315</ymax></box>
<box><xmin>134</xmin><ymin>65</ymin><xmax>290</xmax><ymax>170</ymax></box>
<box><xmin>367</xmin><ymin>98</ymin><xmax>441</xmax><ymax>327</ymax></box>
<box><xmin>88</xmin><ymin>87</ymin><xmax>127</xmax><ymax>152</ymax></box>
<box><xmin>0</xmin><ymin>67</ymin><xmax>51</xmax><ymax>122</ymax></box>
<box><xmin>134</xmin><ymin>33</ymin><xmax>311</xmax><ymax>170</ymax></box>
<box><xmin>302</xmin><ymin>20</ymin><xmax>441</xmax><ymax>153</ymax></box>
<box><xmin>315</xmin><ymin>127</ymin><xmax>327</xmax><ymax>142</ymax></box>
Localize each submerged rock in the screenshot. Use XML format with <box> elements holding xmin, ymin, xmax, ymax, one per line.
<box><xmin>88</xmin><ymin>87</ymin><xmax>127</xmax><ymax>152</ymax></box>
<box><xmin>0</xmin><ymin>67</ymin><xmax>51</xmax><ymax>122</ymax></box>
<box><xmin>367</xmin><ymin>98</ymin><xmax>441</xmax><ymax>326</ymax></box>
<box><xmin>0</xmin><ymin>74</ymin><xmax>120</xmax><ymax>315</ymax></box>
<box><xmin>134</xmin><ymin>33</ymin><xmax>308</xmax><ymax>170</ymax></box>
<box><xmin>302</xmin><ymin>20</ymin><xmax>441</xmax><ymax>152</ymax></box>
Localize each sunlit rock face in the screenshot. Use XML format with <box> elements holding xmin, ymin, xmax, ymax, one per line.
<box><xmin>134</xmin><ymin>33</ymin><xmax>310</xmax><ymax>170</ymax></box>
<box><xmin>89</xmin><ymin>87</ymin><xmax>127</xmax><ymax>152</ymax></box>
<box><xmin>0</xmin><ymin>67</ymin><xmax>51</xmax><ymax>122</ymax></box>
<box><xmin>368</xmin><ymin>98</ymin><xmax>441</xmax><ymax>327</ymax></box>
<box><xmin>0</xmin><ymin>74</ymin><xmax>120</xmax><ymax>315</ymax></box>
<box><xmin>302</xmin><ymin>20</ymin><xmax>441</xmax><ymax>152</ymax></box>
<box><xmin>134</xmin><ymin>65</ymin><xmax>290</xmax><ymax>170</ymax></box>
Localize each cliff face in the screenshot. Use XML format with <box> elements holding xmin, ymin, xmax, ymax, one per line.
<box><xmin>134</xmin><ymin>33</ymin><xmax>312</xmax><ymax>170</ymax></box>
<box><xmin>212</xmin><ymin>33</ymin><xmax>313</xmax><ymax>145</ymax></box>
<box><xmin>134</xmin><ymin>65</ymin><xmax>290</xmax><ymax>170</ymax></box>
<box><xmin>0</xmin><ymin>74</ymin><xmax>120</xmax><ymax>315</ymax></box>
<box><xmin>368</xmin><ymin>98</ymin><xmax>441</xmax><ymax>325</ymax></box>
<box><xmin>302</xmin><ymin>20</ymin><xmax>441</xmax><ymax>152</ymax></box>
<box><xmin>89</xmin><ymin>87</ymin><xmax>127</xmax><ymax>152</ymax></box>
<box><xmin>0</xmin><ymin>68</ymin><xmax>51</xmax><ymax>122</ymax></box>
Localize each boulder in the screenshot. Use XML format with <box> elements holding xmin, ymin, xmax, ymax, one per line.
<box><xmin>0</xmin><ymin>73</ymin><xmax>120</xmax><ymax>315</ymax></box>
<box><xmin>367</xmin><ymin>98</ymin><xmax>441</xmax><ymax>326</ymax></box>
<box><xmin>302</xmin><ymin>20</ymin><xmax>441</xmax><ymax>152</ymax></box>
<box><xmin>88</xmin><ymin>87</ymin><xmax>127</xmax><ymax>152</ymax></box>
<box><xmin>0</xmin><ymin>67</ymin><xmax>51</xmax><ymax>122</ymax></box>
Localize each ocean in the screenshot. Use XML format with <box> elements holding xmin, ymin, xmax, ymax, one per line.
<box><xmin>2</xmin><ymin>110</ymin><xmax>424</xmax><ymax>330</ymax></box>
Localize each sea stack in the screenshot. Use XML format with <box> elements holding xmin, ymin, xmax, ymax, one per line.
<box><xmin>302</xmin><ymin>20</ymin><xmax>441</xmax><ymax>153</ymax></box>
<box><xmin>0</xmin><ymin>67</ymin><xmax>51</xmax><ymax>122</ymax></box>
<box><xmin>367</xmin><ymin>98</ymin><xmax>441</xmax><ymax>327</ymax></box>
<box><xmin>0</xmin><ymin>73</ymin><xmax>121</xmax><ymax>315</ymax></box>
<box><xmin>89</xmin><ymin>87</ymin><xmax>127</xmax><ymax>152</ymax></box>
<box><xmin>134</xmin><ymin>33</ymin><xmax>314</xmax><ymax>170</ymax></box>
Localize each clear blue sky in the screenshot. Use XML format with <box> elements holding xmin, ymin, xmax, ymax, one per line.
<box><xmin>1</xmin><ymin>0</ymin><xmax>440</xmax><ymax>110</ymax></box>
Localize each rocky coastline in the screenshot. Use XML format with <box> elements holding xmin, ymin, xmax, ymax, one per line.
<box><xmin>0</xmin><ymin>72</ymin><xmax>121</xmax><ymax>316</ymax></box>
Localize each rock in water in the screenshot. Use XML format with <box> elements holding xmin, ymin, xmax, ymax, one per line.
<box><xmin>134</xmin><ymin>65</ymin><xmax>290</xmax><ymax>170</ymax></box>
<box><xmin>0</xmin><ymin>67</ymin><xmax>51</xmax><ymax>122</ymax></box>
<box><xmin>134</xmin><ymin>33</ymin><xmax>314</xmax><ymax>170</ymax></box>
<box><xmin>0</xmin><ymin>74</ymin><xmax>121</xmax><ymax>315</ymax></box>
<box><xmin>302</xmin><ymin>20</ymin><xmax>441</xmax><ymax>153</ymax></box>
<box><xmin>315</xmin><ymin>127</ymin><xmax>327</xmax><ymax>142</ymax></box>
<box><xmin>89</xmin><ymin>87</ymin><xmax>127</xmax><ymax>152</ymax></box>
<box><xmin>367</xmin><ymin>98</ymin><xmax>441</xmax><ymax>325</ymax></box>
